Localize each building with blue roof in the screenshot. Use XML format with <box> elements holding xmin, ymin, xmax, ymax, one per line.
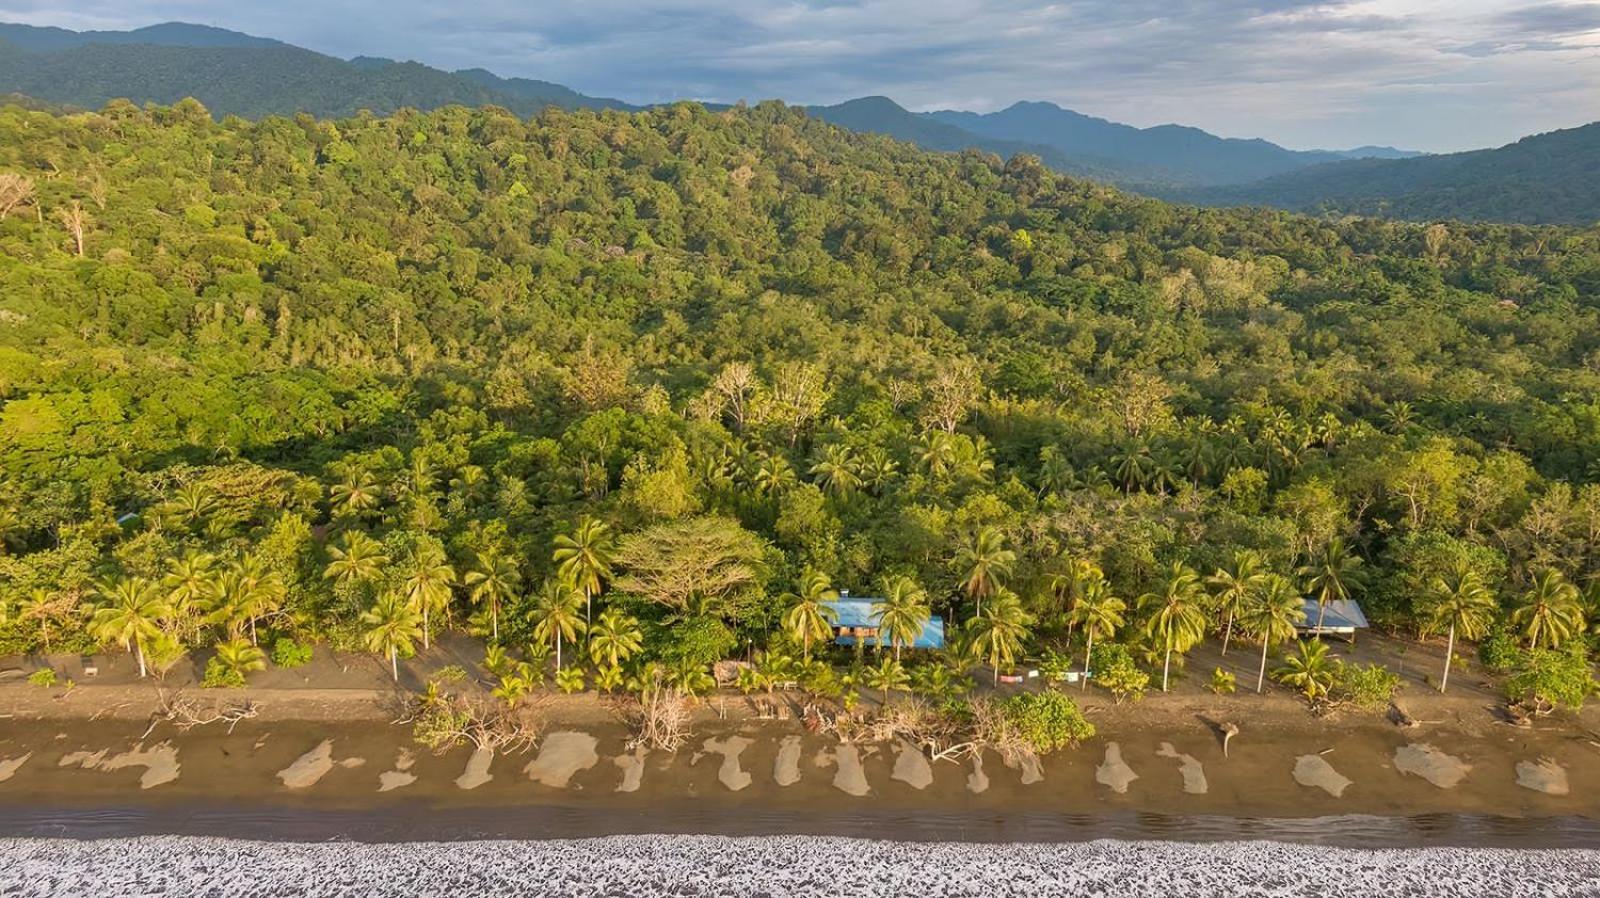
<box><xmin>1298</xmin><ymin>598</ymin><xmax>1369</xmax><ymax>637</ymax></box>
<box><xmin>823</xmin><ymin>595</ymin><xmax>945</xmax><ymax>650</ymax></box>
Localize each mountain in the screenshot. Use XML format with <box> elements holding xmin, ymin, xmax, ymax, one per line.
<box><xmin>1180</xmin><ymin>122</ymin><xmax>1600</xmax><ymax>226</ymax></box>
<box><xmin>0</xmin><ymin>23</ymin><xmax>630</xmax><ymax>119</ymax></box>
<box><xmin>925</xmin><ymin>101</ymin><xmax>1415</xmax><ymax>187</ymax></box>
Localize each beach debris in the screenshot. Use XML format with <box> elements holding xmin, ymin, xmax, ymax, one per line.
<box><xmin>1514</xmin><ymin>758</ymin><xmax>1569</xmax><ymax>796</ymax></box>
<box><xmin>621</xmin><ymin>671</ymin><xmax>692</xmax><ymax>752</ymax></box>
<box><xmin>890</xmin><ymin>739</ymin><xmax>934</xmax><ymax>790</ymax></box>
<box><xmin>613</xmin><ymin>747</ymin><xmax>648</xmax><ymax>793</ymax></box>
<box><xmin>0</xmin><ymin>753</ymin><xmax>32</xmax><ymax>783</ymax></box>
<box><xmin>1388</xmin><ymin>703</ymin><xmax>1419</xmax><ymax>729</ymax></box>
<box><xmin>1095</xmin><ymin>743</ymin><xmax>1138</xmax><ymax>794</ymax></box>
<box><xmin>700</xmin><ymin>736</ymin><xmax>755</xmax><ymax>791</ymax></box>
<box><xmin>402</xmin><ymin>685</ymin><xmax>542</xmax><ymax>756</ymax></box>
<box><xmin>1155</xmin><ymin>743</ymin><xmax>1208</xmax><ymax>794</ymax></box>
<box><xmin>773</xmin><ymin>735</ymin><xmax>803</xmax><ymax>787</ymax></box>
<box><xmin>1292</xmin><ymin>754</ymin><xmax>1352</xmax><ymax>797</ymax></box>
<box><xmin>455</xmin><ymin>747</ymin><xmax>495</xmax><ymax>790</ymax></box>
<box><xmin>1221</xmin><ymin>722</ymin><xmax>1239</xmax><ymax>757</ymax></box>
<box><xmin>524</xmin><ymin>731</ymin><xmax>599</xmax><ymax>788</ymax></box>
<box><xmin>1393</xmin><ymin>742</ymin><xmax>1471</xmax><ymax>789</ymax></box>
<box><xmin>142</xmin><ymin>692</ymin><xmax>259</xmax><ymax>739</ymax></box>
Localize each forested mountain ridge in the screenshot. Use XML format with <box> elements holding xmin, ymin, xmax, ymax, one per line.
<box><xmin>2</xmin><ymin>97</ymin><xmax>1600</xmax><ymax>686</ymax></box>
<box><xmin>1180</xmin><ymin>122</ymin><xmax>1600</xmax><ymax>226</ymax></box>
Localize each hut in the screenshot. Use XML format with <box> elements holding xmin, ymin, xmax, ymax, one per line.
<box><xmin>822</xmin><ymin>596</ymin><xmax>945</xmax><ymax>650</ymax></box>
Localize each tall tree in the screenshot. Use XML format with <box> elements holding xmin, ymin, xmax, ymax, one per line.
<box><xmin>874</xmin><ymin>574</ymin><xmax>931</xmax><ymax>662</ymax></box>
<box><xmin>966</xmin><ymin>588</ymin><xmax>1033</xmax><ymax>686</ymax></box>
<box><xmin>779</xmin><ymin>569</ymin><xmax>839</xmax><ymax>662</ymax></box>
<box><xmin>1206</xmin><ymin>551</ymin><xmax>1265</xmax><ymax>655</ymax></box>
<box><xmin>956</xmin><ymin>526</ymin><xmax>1014</xmax><ymax>618</ymax></box>
<box><xmin>89</xmin><ymin>577</ymin><xmax>172</xmax><ymax>679</ymax></box>
<box><xmin>530</xmin><ymin>580</ymin><xmax>587</xmax><ymax>671</ymax></box>
<box><xmin>1512</xmin><ymin>569</ymin><xmax>1583</xmax><ymax>649</ymax></box>
<box><xmin>401</xmin><ymin>542</ymin><xmax>456</xmax><ymax>651</ymax></box>
<box><xmin>1069</xmin><ymin>580</ymin><xmax>1125</xmax><ymax>691</ymax></box>
<box><xmin>360</xmin><ymin>592</ymin><xmax>423</xmax><ymax>682</ymax></box>
<box><xmin>1138</xmin><ymin>562</ymin><xmax>1207</xmax><ymax>692</ymax></box>
<box><xmin>1421</xmin><ymin>562</ymin><xmax>1498</xmax><ymax>693</ymax></box>
<box><xmin>463</xmin><ymin>549</ymin><xmax>520</xmax><ymax>643</ymax></box>
<box><xmin>1237</xmin><ymin>574</ymin><xmax>1306</xmax><ymax>692</ymax></box>
<box><xmin>552</xmin><ymin>517</ymin><xmax>615</xmax><ymax>625</ymax></box>
<box><xmin>587</xmin><ymin>607</ymin><xmax>643</xmax><ymax>670</ymax></box>
<box><xmin>1299</xmin><ymin>537</ymin><xmax>1362</xmax><ymax>632</ymax></box>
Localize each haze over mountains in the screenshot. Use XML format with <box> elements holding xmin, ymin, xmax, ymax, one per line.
<box><xmin>0</xmin><ymin>20</ymin><xmax>1594</xmax><ymax>225</ymax></box>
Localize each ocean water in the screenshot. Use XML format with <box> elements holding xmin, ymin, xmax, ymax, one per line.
<box><xmin>3</xmin><ymin>834</ymin><xmax>1599</xmax><ymax>897</ymax></box>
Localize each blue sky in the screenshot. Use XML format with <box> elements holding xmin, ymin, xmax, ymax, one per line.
<box><xmin>3</xmin><ymin>1</ymin><xmax>1598</xmax><ymax>151</ymax></box>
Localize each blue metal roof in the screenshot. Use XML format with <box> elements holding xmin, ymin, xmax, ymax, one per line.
<box><xmin>823</xmin><ymin>598</ymin><xmax>945</xmax><ymax>649</ymax></box>
<box><xmin>1299</xmin><ymin>598</ymin><xmax>1369</xmax><ymax>631</ymax></box>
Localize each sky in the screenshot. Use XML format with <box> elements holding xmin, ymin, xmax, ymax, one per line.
<box><xmin>2</xmin><ymin>1</ymin><xmax>1598</xmax><ymax>151</ymax></box>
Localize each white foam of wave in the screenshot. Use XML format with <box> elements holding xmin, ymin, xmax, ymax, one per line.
<box><xmin>2</xmin><ymin>835</ymin><xmax>1598</xmax><ymax>897</ymax></box>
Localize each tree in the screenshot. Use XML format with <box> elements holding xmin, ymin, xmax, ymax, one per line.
<box><xmin>218</xmin><ymin>554</ymin><xmax>287</xmax><ymax>646</ymax></box>
<box><xmin>613</xmin><ymin>516</ymin><xmax>765</xmax><ymax>618</ymax></box>
<box><xmin>1421</xmin><ymin>562</ymin><xmax>1498</xmax><ymax>693</ymax></box>
<box><xmin>401</xmin><ymin>542</ymin><xmax>456</xmax><ymax>651</ymax></box>
<box><xmin>1138</xmin><ymin>562</ymin><xmax>1207</xmax><ymax>692</ymax></box>
<box><xmin>587</xmin><ymin>607</ymin><xmax>643</xmax><ymax>669</ymax></box>
<box><xmin>210</xmin><ymin>636</ymin><xmax>268</xmax><ymax>685</ymax></box>
<box><xmin>956</xmin><ymin>526</ymin><xmax>1014</xmax><ymax>618</ymax></box>
<box><xmin>1068</xmin><ymin>580</ymin><xmax>1125</xmax><ymax>691</ymax></box>
<box><xmin>0</xmin><ymin>172</ymin><xmax>35</xmax><ymax>221</ymax></box>
<box><xmin>552</xmin><ymin>517</ymin><xmax>615</xmax><ymax>625</ymax></box>
<box><xmin>89</xmin><ymin>577</ymin><xmax>172</xmax><ymax>679</ymax></box>
<box><xmin>1237</xmin><ymin>574</ymin><xmax>1306</xmax><ymax>692</ymax></box>
<box><xmin>1273</xmin><ymin>639</ymin><xmax>1339</xmax><ymax>703</ymax></box>
<box><xmin>330</xmin><ymin>469</ymin><xmax>382</xmax><ymax>520</ymax></box>
<box><xmin>921</xmin><ymin>358</ymin><xmax>981</xmax><ymax>433</ymax></box>
<box><xmin>361</xmin><ymin>591</ymin><xmax>423</xmax><ymax>682</ymax></box>
<box><xmin>530</xmin><ymin>580</ymin><xmax>587</xmax><ymax>670</ymax></box>
<box><xmin>161</xmin><ymin>551</ymin><xmax>217</xmax><ymax>642</ymax></box>
<box><xmin>17</xmin><ymin>588</ymin><xmax>75</xmax><ymax>653</ymax></box>
<box><xmin>864</xmin><ymin>656</ymin><xmax>909</xmax><ymax>704</ymax></box>
<box><xmin>1206</xmin><ymin>551</ymin><xmax>1265</xmax><ymax>655</ymax></box>
<box><xmin>323</xmin><ymin>530</ymin><xmax>388</xmax><ymax>591</ymax></box>
<box><xmin>779</xmin><ymin>569</ymin><xmax>839</xmax><ymax>662</ymax></box>
<box><xmin>874</xmin><ymin>574</ymin><xmax>931</xmax><ymax>662</ymax></box>
<box><xmin>463</xmin><ymin>549</ymin><xmax>521</xmax><ymax>642</ymax></box>
<box><xmin>966</xmin><ymin>589</ymin><xmax>1033</xmax><ymax>686</ymax></box>
<box><xmin>809</xmin><ymin>444</ymin><xmax>862</xmax><ymax>498</ymax></box>
<box><xmin>1299</xmin><ymin>537</ymin><xmax>1362</xmax><ymax>633</ymax></box>
<box><xmin>1512</xmin><ymin>569</ymin><xmax>1583</xmax><ymax>649</ymax></box>
<box><xmin>58</xmin><ymin>200</ymin><xmax>87</xmax><ymax>256</ymax></box>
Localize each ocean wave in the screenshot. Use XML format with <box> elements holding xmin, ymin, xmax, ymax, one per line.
<box><xmin>3</xmin><ymin>834</ymin><xmax>1600</xmax><ymax>897</ymax></box>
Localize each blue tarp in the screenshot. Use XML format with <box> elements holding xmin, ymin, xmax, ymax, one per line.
<box><xmin>823</xmin><ymin>598</ymin><xmax>946</xmax><ymax>649</ymax></box>
<box><xmin>1299</xmin><ymin>598</ymin><xmax>1369</xmax><ymax>631</ymax></box>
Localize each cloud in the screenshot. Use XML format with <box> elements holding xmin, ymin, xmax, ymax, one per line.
<box><xmin>0</xmin><ymin>1</ymin><xmax>1597</xmax><ymax>151</ymax></box>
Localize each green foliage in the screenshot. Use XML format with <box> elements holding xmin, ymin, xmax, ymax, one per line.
<box><xmin>555</xmin><ymin>666</ymin><xmax>587</xmax><ymax>694</ymax></box>
<box><xmin>1209</xmin><ymin>667</ymin><xmax>1236</xmax><ymax>695</ymax></box>
<box><xmin>270</xmin><ymin>638</ymin><xmax>313</xmax><ymax>669</ymax></box>
<box><xmin>1272</xmin><ymin>639</ymin><xmax>1340</xmax><ymax>703</ymax></box>
<box><xmin>27</xmin><ymin>667</ymin><xmax>55</xmax><ymax>687</ymax></box>
<box><xmin>1002</xmin><ymin>689</ymin><xmax>1096</xmax><ymax>753</ymax></box>
<box><xmin>1505</xmin><ymin>645</ymin><xmax>1597</xmax><ymax>711</ymax></box>
<box><xmin>1478</xmin><ymin>627</ymin><xmax>1522</xmax><ymax>674</ymax></box>
<box><xmin>1090</xmin><ymin>643</ymin><xmax>1148</xmax><ymax>704</ymax></box>
<box><xmin>1336</xmin><ymin>663</ymin><xmax>1401</xmax><ymax>710</ymax></box>
<box><xmin>201</xmin><ymin>656</ymin><xmax>244</xmax><ymax>688</ymax></box>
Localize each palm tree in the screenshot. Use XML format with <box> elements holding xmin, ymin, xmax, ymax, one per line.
<box><xmin>552</xmin><ymin>517</ymin><xmax>615</xmax><ymax>624</ymax></box>
<box><xmin>1237</xmin><ymin>574</ymin><xmax>1306</xmax><ymax>692</ymax></box>
<box><xmin>330</xmin><ymin>469</ymin><xmax>382</xmax><ymax>519</ymax></box>
<box><xmin>225</xmin><ymin>554</ymin><xmax>287</xmax><ymax>646</ymax></box>
<box><xmin>809</xmin><ymin>444</ymin><xmax>862</xmax><ymax>498</ymax></box>
<box><xmin>587</xmin><ymin>607</ymin><xmax>643</xmax><ymax>669</ymax></box>
<box><xmin>1273</xmin><ymin>639</ymin><xmax>1338</xmax><ymax>702</ymax></box>
<box><xmin>360</xmin><ymin>591</ymin><xmax>422</xmax><ymax>682</ymax></box>
<box><xmin>966</xmin><ymin>589</ymin><xmax>1033</xmax><ymax>686</ymax></box>
<box><xmin>323</xmin><ymin>530</ymin><xmax>388</xmax><ymax>590</ymax></box>
<box><xmin>1138</xmin><ymin>562</ymin><xmax>1207</xmax><ymax>692</ymax></box>
<box><xmin>167</xmin><ymin>482</ymin><xmax>217</xmax><ymax>529</ymax></box>
<box><xmin>1069</xmin><ymin>580</ymin><xmax>1125</xmax><ymax>691</ymax></box>
<box><xmin>865</xmin><ymin>656</ymin><xmax>910</xmax><ymax>704</ymax></box>
<box><xmin>530</xmin><ymin>580</ymin><xmax>587</xmax><ymax>671</ymax></box>
<box><xmin>89</xmin><ymin>577</ymin><xmax>172</xmax><ymax>679</ymax></box>
<box><xmin>1299</xmin><ymin>537</ymin><xmax>1362</xmax><ymax>632</ymax></box>
<box><xmin>874</xmin><ymin>574</ymin><xmax>931</xmax><ymax>662</ymax></box>
<box><xmin>401</xmin><ymin>543</ymin><xmax>456</xmax><ymax>651</ymax></box>
<box><xmin>779</xmin><ymin>569</ymin><xmax>839</xmax><ymax>662</ymax></box>
<box><xmin>1206</xmin><ymin>551</ymin><xmax>1266</xmax><ymax>655</ymax></box>
<box><xmin>463</xmin><ymin>549</ymin><xmax>520</xmax><ymax>642</ymax></box>
<box><xmin>1512</xmin><ymin>568</ymin><xmax>1583</xmax><ymax>649</ymax></box>
<box><xmin>212</xmin><ymin>636</ymin><xmax>268</xmax><ymax>683</ymax></box>
<box><xmin>161</xmin><ymin>551</ymin><xmax>217</xmax><ymax>642</ymax></box>
<box><xmin>17</xmin><ymin>588</ymin><xmax>73</xmax><ymax>653</ymax></box>
<box><xmin>956</xmin><ymin>526</ymin><xmax>1014</xmax><ymax>618</ymax></box>
<box><xmin>1421</xmin><ymin>562</ymin><xmax>1498</xmax><ymax>693</ymax></box>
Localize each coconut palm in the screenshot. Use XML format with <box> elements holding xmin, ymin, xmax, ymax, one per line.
<box><xmin>809</xmin><ymin>444</ymin><xmax>862</xmax><ymax>498</ymax></box>
<box><xmin>779</xmin><ymin>569</ymin><xmax>839</xmax><ymax>662</ymax></box>
<box><xmin>167</xmin><ymin>482</ymin><xmax>218</xmax><ymax>529</ymax></box>
<box><xmin>530</xmin><ymin>580</ymin><xmax>587</xmax><ymax>671</ymax></box>
<box><xmin>1421</xmin><ymin>562</ymin><xmax>1498</xmax><ymax>693</ymax></box>
<box><xmin>1206</xmin><ymin>551</ymin><xmax>1266</xmax><ymax>655</ymax></box>
<box><xmin>1237</xmin><ymin>574</ymin><xmax>1307</xmax><ymax>692</ymax></box>
<box><xmin>966</xmin><ymin>588</ymin><xmax>1033</xmax><ymax>686</ymax></box>
<box><xmin>161</xmin><ymin>551</ymin><xmax>217</xmax><ymax>642</ymax></box>
<box><xmin>1512</xmin><ymin>568</ymin><xmax>1584</xmax><ymax>649</ymax></box>
<box><xmin>1138</xmin><ymin>562</ymin><xmax>1207</xmax><ymax>692</ymax></box>
<box><xmin>864</xmin><ymin>656</ymin><xmax>910</xmax><ymax>704</ymax></box>
<box><xmin>360</xmin><ymin>591</ymin><xmax>422</xmax><ymax>682</ymax></box>
<box><xmin>89</xmin><ymin>577</ymin><xmax>172</xmax><ymax>679</ymax></box>
<box><xmin>752</xmin><ymin>452</ymin><xmax>797</xmax><ymax>497</ymax></box>
<box><xmin>874</xmin><ymin>574</ymin><xmax>931</xmax><ymax>662</ymax></box>
<box><xmin>17</xmin><ymin>588</ymin><xmax>74</xmax><ymax>653</ymax></box>
<box><xmin>1272</xmin><ymin>639</ymin><xmax>1338</xmax><ymax>702</ymax></box>
<box><xmin>1298</xmin><ymin>537</ymin><xmax>1362</xmax><ymax>632</ymax></box>
<box><xmin>956</xmin><ymin>526</ymin><xmax>1014</xmax><ymax>618</ymax></box>
<box><xmin>1069</xmin><ymin>580</ymin><xmax>1125</xmax><ymax>691</ymax></box>
<box><xmin>323</xmin><ymin>530</ymin><xmax>388</xmax><ymax>590</ymax></box>
<box><xmin>552</xmin><ymin>517</ymin><xmax>615</xmax><ymax>624</ymax></box>
<box><xmin>400</xmin><ymin>543</ymin><xmax>456</xmax><ymax>650</ymax></box>
<box><xmin>223</xmin><ymin>554</ymin><xmax>287</xmax><ymax>646</ymax></box>
<box><xmin>329</xmin><ymin>468</ymin><xmax>382</xmax><ymax>519</ymax></box>
<box><xmin>587</xmin><ymin>607</ymin><xmax>643</xmax><ymax>669</ymax></box>
<box><xmin>212</xmin><ymin>636</ymin><xmax>268</xmax><ymax>683</ymax></box>
<box><xmin>463</xmin><ymin>549</ymin><xmax>520</xmax><ymax>642</ymax></box>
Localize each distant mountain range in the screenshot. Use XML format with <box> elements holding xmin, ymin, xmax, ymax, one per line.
<box><xmin>0</xmin><ymin>21</ymin><xmax>1594</xmax><ymax>225</ymax></box>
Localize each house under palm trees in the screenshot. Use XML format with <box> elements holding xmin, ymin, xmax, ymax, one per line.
<box><xmin>1298</xmin><ymin>598</ymin><xmax>1369</xmax><ymax>638</ymax></box>
<box><xmin>823</xmin><ymin>594</ymin><xmax>945</xmax><ymax>649</ymax></box>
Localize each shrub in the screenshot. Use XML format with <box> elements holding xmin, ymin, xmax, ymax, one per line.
<box><xmin>1478</xmin><ymin>626</ymin><xmax>1521</xmax><ymax>673</ymax></box>
<box><xmin>201</xmin><ymin>656</ymin><xmax>246</xmax><ymax>688</ymax></box>
<box><xmin>28</xmin><ymin>668</ymin><xmax>55</xmax><ymax>688</ymax></box>
<box><xmin>1337</xmin><ymin>663</ymin><xmax>1401</xmax><ymax>710</ymax></box>
<box><xmin>556</xmin><ymin>666</ymin><xmax>587</xmax><ymax>694</ymax></box>
<box><xmin>1506</xmin><ymin>645</ymin><xmax>1596</xmax><ymax>711</ymax></box>
<box><xmin>1090</xmin><ymin>643</ymin><xmax>1148</xmax><ymax>704</ymax></box>
<box><xmin>271</xmin><ymin>638</ymin><xmax>313</xmax><ymax>668</ymax></box>
<box><xmin>1209</xmin><ymin>667</ymin><xmax>1236</xmax><ymax>695</ymax></box>
<box><xmin>1003</xmin><ymin>690</ymin><xmax>1096</xmax><ymax>753</ymax></box>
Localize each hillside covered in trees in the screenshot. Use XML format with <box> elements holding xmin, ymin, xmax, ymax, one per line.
<box><xmin>1</xmin><ymin>97</ymin><xmax>1599</xmax><ymax>704</ymax></box>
